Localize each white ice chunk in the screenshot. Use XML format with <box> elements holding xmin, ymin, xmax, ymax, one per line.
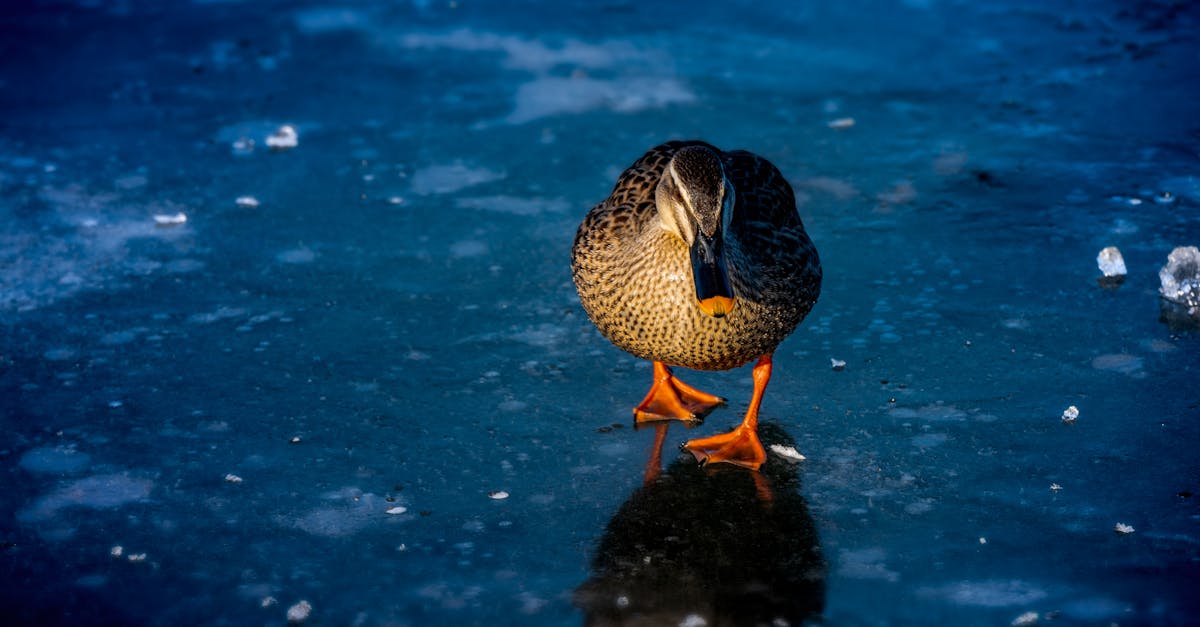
<box><xmin>1159</xmin><ymin>246</ymin><xmax>1200</xmax><ymax>312</ymax></box>
<box><xmin>235</xmin><ymin>196</ymin><xmax>260</xmax><ymax>208</ymax></box>
<box><xmin>1061</xmin><ymin>405</ymin><xmax>1079</xmax><ymax>424</ymax></box>
<box><xmin>827</xmin><ymin>117</ymin><xmax>855</xmax><ymax>129</ymax></box>
<box><xmin>153</xmin><ymin>212</ymin><xmax>187</xmax><ymax>226</ymax></box>
<box><xmin>488</xmin><ymin>490</ymin><xmax>509</xmax><ymax>500</ymax></box>
<box><xmin>286</xmin><ymin>599</ymin><xmax>312</xmax><ymax>623</ymax></box>
<box><xmin>224</xmin><ymin>473</ymin><xmax>243</xmax><ymax>484</ymax></box>
<box><xmin>266</xmin><ymin>125</ymin><xmax>299</xmax><ymax>150</ymax></box>
<box><xmin>830</xmin><ymin>358</ymin><xmax>846</xmax><ymax>371</ymax></box>
<box><xmin>1114</xmin><ymin>522</ymin><xmax>1135</xmax><ymax>534</ymax></box>
<box><xmin>1012</xmin><ymin>611</ymin><xmax>1039</xmax><ymax>626</ymax></box>
<box><xmin>769</xmin><ymin>444</ymin><xmax>807</xmax><ymax>462</ymax></box>
<box><xmin>386</xmin><ymin>506</ymin><xmax>407</xmax><ymax>515</ymax></box>
<box><xmin>1096</xmin><ymin>246</ymin><xmax>1126</xmax><ymax>277</ymax></box>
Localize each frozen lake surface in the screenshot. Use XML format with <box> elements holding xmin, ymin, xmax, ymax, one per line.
<box><xmin>2</xmin><ymin>1</ymin><xmax>1199</xmax><ymax>625</ymax></box>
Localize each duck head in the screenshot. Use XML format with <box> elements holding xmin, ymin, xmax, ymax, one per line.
<box><xmin>655</xmin><ymin>145</ymin><xmax>736</xmax><ymax>318</ymax></box>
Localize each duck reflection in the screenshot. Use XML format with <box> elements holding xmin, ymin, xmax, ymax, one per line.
<box><xmin>575</xmin><ymin>423</ymin><xmax>826</xmax><ymax>626</ymax></box>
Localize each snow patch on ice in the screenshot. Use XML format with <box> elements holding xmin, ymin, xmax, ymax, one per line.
<box><xmin>911</xmin><ymin>432</ymin><xmax>949</xmax><ymax>448</ymax></box>
<box><xmin>396</xmin><ymin>28</ymin><xmax>691</xmax><ymax>124</ymax></box>
<box><xmin>1091</xmin><ymin>353</ymin><xmax>1143</xmax><ymax>377</ymax></box>
<box><xmin>0</xmin><ymin>183</ymin><xmax>195</xmax><ymax>312</ymax></box>
<box><xmin>837</xmin><ymin>547</ymin><xmax>899</xmax><ymax>582</ymax></box>
<box><xmin>507</xmin><ymin>323</ymin><xmax>567</xmax><ymax>348</ymax></box>
<box><xmin>17</xmin><ymin>473</ymin><xmax>154</xmax><ymax>523</ymax></box>
<box><xmin>411</xmin><ymin>163</ymin><xmax>506</xmax><ymax>195</ymax></box>
<box><xmin>188</xmin><ymin>306</ymin><xmax>246</xmax><ymax>324</ymax></box>
<box><xmin>920</xmin><ymin>579</ymin><xmax>1048</xmax><ymax>607</ymax></box>
<box><xmin>888</xmin><ymin>403</ymin><xmax>968</xmax><ymax>422</ymax></box>
<box><xmin>449</xmin><ymin>240</ymin><xmax>488</xmax><ymax>258</ymax></box>
<box><xmin>455</xmin><ymin>196</ymin><xmax>569</xmax><ymax>216</ymax></box>
<box><xmin>293</xmin><ymin>7</ymin><xmax>369</xmax><ymax>34</ymax></box>
<box><xmin>277</xmin><ymin>247</ymin><xmax>317</xmax><ymax>264</ymax></box>
<box><xmin>398</xmin><ymin>29</ymin><xmax>659</xmax><ymax>74</ymax></box>
<box><xmin>289</xmin><ymin>489</ymin><xmax>389</xmax><ymax>537</ymax></box>
<box><xmin>506</xmin><ymin>76</ymin><xmax>694</xmax><ymax>124</ymax></box>
<box><xmin>19</xmin><ymin>446</ymin><xmax>92</xmax><ymax>474</ymax></box>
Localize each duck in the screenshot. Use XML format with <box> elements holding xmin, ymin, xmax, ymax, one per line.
<box><xmin>571</xmin><ymin>140</ymin><xmax>822</xmax><ymax>470</ymax></box>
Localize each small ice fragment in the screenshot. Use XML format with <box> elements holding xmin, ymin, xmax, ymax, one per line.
<box><xmin>224</xmin><ymin>473</ymin><xmax>243</xmax><ymax>484</ymax></box>
<box><xmin>110</xmin><ymin>545</ymin><xmax>123</xmax><ymax>558</ymax></box>
<box><xmin>1050</xmin><ymin>483</ymin><xmax>1063</xmax><ymax>491</ymax></box>
<box><xmin>615</xmin><ymin>595</ymin><xmax>630</xmax><ymax>609</ymax></box>
<box><xmin>979</xmin><ymin>537</ymin><xmax>987</xmax><ymax>545</ymax></box>
<box><xmin>286</xmin><ymin>599</ymin><xmax>312</xmax><ymax>623</ymax></box>
<box><xmin>1061</xmin><ymin>405</ymin><xmax>1079</xmax><ymax>424</ymax></box>
<box><xmin>386</xmin><ymin>506</ymin><xmax>408</xmax><ymax>515</ymax></box>
<box><xmin>1012</xmin><ymin>611</ymin><xmax>1039</xmax><ymax>626</ymax></box>
<box><xmin>235</xmin><ymin>195</ymin><xmax>260</xmax><ymax>208</ymax></box>
<box><xmin>827</xmin><ymin>117</ymin><xmax>855</xmax><ymax>129</ymax></box>
<box><xmin>830</xmin><ymin>358</ymin><xmax>846</xmax><ymax>371</ymax></box>
<box><xmin>1154</xmin><ymin>191</ymin><xmax>1175</xmax><ymax>204</ymax></box>
<box><xmin>1114</xmin><ymin>522</ymin><xmax>1135</xmax><ymax>534</ymax></box>
<box><xmin>261</xmin><ymin>596</ymin><xmax>277</xmax><ymax>608</ymax></box>
<box><xmin>1096</xmin><ymin>246</ymin><xmax>1126</xmax><ymax>277</ymax></box>
<box><xmin>1127</xmin><ymin>197</ymin><xmax>1143</xmax><ymax>206</ymax></box>
<box><xmin>127</xmin><ymin>553</ymin><xmax>147</xmax><ymax>562</ymax></box>
<box><xmin>680</xmin><ymin>614</ymin><xmax>708</xmax><ymax>627</ymax></box>
<box><xmin>108</xmin><ymin>400</ymin><xmax>123</xmax><ymax>408</ymax></box>
<box><xmin>289</xmin><ymin>436</ymin><xmax>302</xmax><ymax>444</ymax></box>
<box><xmin>488</xmin><ymin>490</ymin><xmax>509</xmax><ymax>500</ymax></box>
<box><xmin>153</xmin><ymin>212</ymin><xmax>187</xmax><ymax>226</ymax></box>
<box><xmin>1158</xmin><ymin>246</ymin><xmax>1200</xmax><ymax>311</ymax></box>
<box><xmin>267</xmin><ymin>125</ymin><xmax>299</xmax><ymax>151</ymax></box>
<box><xmin>232</xmin><ymin>137</ymin><xmax>255</xmax><ymax>155</ymax></box>
<box><xmin>769</xmin><ymin>444</ymin><xmax>806</xmax><ymax>463</ymax></box>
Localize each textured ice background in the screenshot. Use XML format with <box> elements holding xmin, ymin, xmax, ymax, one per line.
<box><xmin>1</xmin><ymin>0</ymin><xmax>1198</xmax><ymax>625</ymax></box>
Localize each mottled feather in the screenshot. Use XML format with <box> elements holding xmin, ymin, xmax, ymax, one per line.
<box><xmin>572</xmin><ymin>140</ymin><xmax>821</xmax><ymax>371</ymax></box>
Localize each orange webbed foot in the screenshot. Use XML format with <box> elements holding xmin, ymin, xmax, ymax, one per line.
<box><xmin>683</xmin><ymin>424</ymin><xmax>766</xmax><ymax>471</ymax></box>
<box><xmin>633</xmin><ymin>362</ymin><xmax>726</xmax><ymax>423</ymax></box>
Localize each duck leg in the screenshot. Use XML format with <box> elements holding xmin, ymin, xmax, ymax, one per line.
<box><xmin>633</xmin><ymin>361</ymin><xmax>727</xmax><ymax>423</ymax></box>
<box><xmin>683</xmin><ymin>354</ymin><xmax>772</xmax><ymax>470</ymax></box>
<box><xmin>643</xmin><ymin>423</ymin><xmax>670</xmax><ymax>485</ymax></box>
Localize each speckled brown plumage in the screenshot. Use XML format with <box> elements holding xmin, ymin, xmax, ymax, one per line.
<box><xmin>571</xmin><ymin>140</ymin><xmax>822</xmax><ymax>371</ymax></box>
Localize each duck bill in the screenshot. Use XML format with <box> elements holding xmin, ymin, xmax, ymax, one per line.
<box><xmin>690</xmin><ymin>233</ymin><xmax>736</xmax><ymax>318</ymax></box>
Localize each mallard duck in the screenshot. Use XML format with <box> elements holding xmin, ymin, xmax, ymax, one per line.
<box><xmin>571</xmin><ymin>140</ymin><xmax>822</xmax><ymax>470</ymax></box>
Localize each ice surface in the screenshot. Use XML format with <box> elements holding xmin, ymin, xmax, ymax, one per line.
<box><xmin>2</xmin><ymin>0</ymin><xmax>1199</xmax><ymax>625</ymax></box>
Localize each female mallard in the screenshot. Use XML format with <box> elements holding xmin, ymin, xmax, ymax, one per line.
<box><xmin>571</xmin><ymin>140</ymin><xmax>821</xmax><ymax>470</ymax></box>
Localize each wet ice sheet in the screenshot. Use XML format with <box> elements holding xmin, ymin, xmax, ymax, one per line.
<box><xmin>1</xmin><ymin>0</ymin><xmax>1199</xmax><ymax>625</ymax></box>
